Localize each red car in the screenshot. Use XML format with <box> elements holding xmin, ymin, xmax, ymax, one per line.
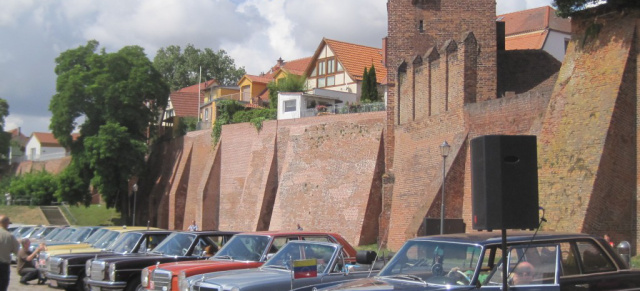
<box><xmin>141</xmin><ymin>231</ymin><xmax>358</xmax><ymax>291</ymax></box>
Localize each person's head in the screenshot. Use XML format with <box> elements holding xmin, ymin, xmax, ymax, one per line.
<box><xmin>21</xmin><ymin>238</ymin><xmax>31</xmax><ymax>248</ymax></box>
<box><xmin>192</xmin><ymin>220</ymin><xmax>196</xmax><ymax>225</ymax></box>
<box><xmin>604</xmin><ymin>234</ymin><xmax>611</xmax><ymax>241</ymax></box>
<box><xmin>0</xmin><ymin>215</ymin><xmax>10</xmax><ymax>230</ymax></box>
<box><xmin>512</xmin><ymin>261</ymin><xmax>535</xmax><ymax>285</ymax></box>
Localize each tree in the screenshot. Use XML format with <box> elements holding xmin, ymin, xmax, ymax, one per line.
<box><xmin>368</xmin><ymin>64</ymin><xmax>379</xmax><ymax>102</ymax></box>
<box><xmin>8</xmin><ymin>171</ymin><xmax>58</xmax><ymax>205</ymax></box>
<box><xmin>153</xmin><ymin>44</ymin><xmax>246</xmax><ymax>91</ymax></box>
<box><xmin>49</xmin><ymin>40</ymin><xmax>169</xmax><ymax>223</ymax></box>
<box><xmin>360</xmin><ymin>67</ymin><xmax>370</xmax><ymax>102</ymax></box>
<box><xmin>553</xmin><ymin>0</ymin><xmax>639</xmax><ymax>17</ymax></box>
<box><xmin>267</xmin><ymin>74</ymin><xmax>307</xmax><ymax>109</ymax></box>
<box><xmin>0</xmin><ymin>99</ymin><xmax>11</xmax><ymax>164</ymax></box>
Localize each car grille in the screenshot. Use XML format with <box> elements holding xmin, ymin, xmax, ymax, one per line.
<box><xmin>195</xmin><ymin>287</ymin><xmax>220</xmax><ymax>291</ymax></box>
<box><xmin>90</xmin><ymin>261</ymin><xmax>106</xmax><ymax>280</ymax></box>
<box><xmin>47</xmin><ymin>257</ymin><xmax>62</xmax><ymax>275</ymax></box>
<box><xmin>150</xmin><ymin>269</ymin><xmax>172</xmax><ymax>290</ymax></box>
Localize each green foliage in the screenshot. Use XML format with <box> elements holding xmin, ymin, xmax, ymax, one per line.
<box><xmin>84</xmin><ymin>122</ymin><xmax>147</xmax><ymax>209</ymax></box>
<box><xmin>153</xmin><ymin>44</ymin><xmax>246</xmax><ymax>91</ymax></box>
<box><xmin>67</xmin><ymin>204</ymin><xmax>122</xmax><ymax>226</ymax></box>
<box><xmin>8</xmin><ymin>171</ymin><xmax>58</xmax><ymax>205</ymax></box>
<box><xmin>361</xmin><ymin>65</ymin><xmax>379</xmax><ymax>102</ymax></box>
<box><xmin>212</xmin><ymin>100</ymin><xmax>246</xmax><ymax>144</ymax></box>
<box><xmin>175</xmin><ymin>116</ymin><xmax>198</xmax><ymax>136</ymax></box>
<box><xmin>361</xmin><ymin>67</ymin><xmax>370</xmax><ymax>102</ymax></box>
<box><xmin>55</xmin><ymin>159</ymin><xmax>92</xmax><ymax>206</ymax></box>
<box><xmin>49</xmin><ymin>40</ymin><xmax>169</xmax><ymax>222</ymax></box>
<box><xmin>267</xmin><ymin>74</ymin><xmax>307</xmax><ymax>109</ymax></box>
<box><xmin>553</xmin><ymin>0</ymin><xmax>640</xmax><ymax>17</ymax></box>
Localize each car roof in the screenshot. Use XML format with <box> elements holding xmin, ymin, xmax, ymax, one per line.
<box><xmin>184</xmin><ymin>230</ymin><xmax>240</xmax><ymax>236</ymax></box>
<box><xmin>235</xmin><ymin>231</ymin><xmax>346</xmax><ymax>237</ymax></box>
<box><xmin>410</xmin><ymin>231</ymin><xmax>595</xmax><ymax>245</ymax></box>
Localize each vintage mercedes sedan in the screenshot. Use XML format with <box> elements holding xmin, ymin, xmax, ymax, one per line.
<box><xmin>141</xmin><ymin>231</ymin><xmax>357</xmax><ymax>291</ymax></box>
<box><xmin>45</xmin><ymin>230</ymin><xmax>172</xmax><ymax>291</ymax></box>
<box><xmin>86</xmin><ymin>231</ymin><xmax>237</xmax><ymax>291</ymax></box>
<box><xmin>315</xmin><ymin>232</ymin><xmax>640</xmax><ymax>290</ymax></box>
<box><xmin>181</xmin><ymin>240</ymin><xmax>379</xmax><ymax>291</ymax></box>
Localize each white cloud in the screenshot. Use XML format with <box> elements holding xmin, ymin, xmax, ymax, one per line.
<box><xmin>0</xmin><ymin>0</ymin><xmax>559</xmax><ymax>136</ymax></box>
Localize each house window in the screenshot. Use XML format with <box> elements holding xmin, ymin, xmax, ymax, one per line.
<box><xmin>318</xmin><ymin>61</ymin><xmax>326</xmax><ymax>76</ymax></box>
<box><xmin>204</xmin><ymin>108</ymin><xmax>210</xmax><ymax>121</ymax></box>
<box><xmin>318</xmin><ymin>77</ymin><xmax>326</xmax><ymax>88</ymax></box>
<box><xmin>326</xmin><ymin>76</ymin><xmax>335</xmax><ymax>86</ymax></box>
<box><xmin>242</xmin><ymin>86</ymin><xmax>251</xmax><ymax>102</ymax></box>
<box><xmin>327</xmin><ymin>59</ymin><xmax>335</xmax><ymax>74</ymax></box>
<box><xmin>284</xmin><ymin>100</ymin><xmax>297</xmax><ymax>112</ymax></box>
<box><xmin>313</xmin><ymin>57</ymin><xmax>342</xmax><ymax>88</ymax></box>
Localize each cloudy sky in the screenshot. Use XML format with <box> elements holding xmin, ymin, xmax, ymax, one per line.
<box><xmin>0</xmin><ymin>0</ymin><xmax>554</xmax><ymax>136</ymax></box>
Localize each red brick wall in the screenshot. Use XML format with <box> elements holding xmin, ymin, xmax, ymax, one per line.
<box><xmin>538</xmin><ymin>9</ymin><xmax>640</xmax><ymax>253</ymax></box>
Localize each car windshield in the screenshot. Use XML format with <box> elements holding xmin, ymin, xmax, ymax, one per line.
<box><xmin>44</xmin><ymin>228</ymin><xmax>62</xmax><ymax>240</ymax></box>
<box><xmin>213</xmin><ymin>235</ymin><xmax>271</xmax><ymax>261</ymax></box>
<box><xmin>85</xmin><ymin>229</ymin><xmax>109</xmax><ymax>245</ymax></box>
<box><xmin>92</xmin><ymin>231</ymin><xmax>120</xmax><ymax>249</ymax></box>
<box><xmin>64</xmin><ymin>228</ymin><xmax>94</xmax><ymax>243</ymax></box>
<box><xmin>51</xmin><ymin>228</ymin><xmax>75</xmax><ymax>242</ymax></box>
<box><xmin>107</xmin><ymin>232</ymin><xmax>143</xmax><ymax>253</ymax></box>
<box><xmin>378</xmin><ymin>240</ymin><xmax>482</xmax><ymax>286</ymax></box>
<box><xmin>33</xmin><ymin>227</ymin><xmax>56</xmax><ymax>240</ymax></box>
<box><xmin>16</xmin><ymin>227</ymin><xmax>34</xmax><ymax>238</ymax></box>
<box><xmin>263</xmin><ymin>242</ymin><xmax>337</xmax><ymax>272</ymax></box>
<box><xmin>150</xmin><ymin>233</ymin><xmax>195</xmax><ymax>256</ymax></box>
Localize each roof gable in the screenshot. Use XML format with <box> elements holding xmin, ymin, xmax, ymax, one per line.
<box><xmin>497</xmin><ymin>6</ymin><xmax>571</xmax><ymax>36</ymax></box>
<box><xmin>305</xmin><ymin>38</ymin><xmax>387</xmax><ymax>84</ymax></box>
<box><xmin>31</xmin><ymin>132</ymin><xmax>62</xmax><ymax>147</ymax></box>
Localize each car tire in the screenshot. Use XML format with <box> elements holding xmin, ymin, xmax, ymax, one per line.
<box><xmin>125</xmin><ymin>277</ymin><xmax>141</xmax><ymax>291</ymax></box>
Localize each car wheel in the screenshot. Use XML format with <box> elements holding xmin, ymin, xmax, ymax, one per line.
<box><xmin>125</xmin><ymin>277</ymin><xmax>141</xmax><ymax>291</ymax></box>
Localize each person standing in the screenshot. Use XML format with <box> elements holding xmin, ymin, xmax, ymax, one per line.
<box><xmin>0</xmin><ymin>215</ymin><xmax>20</xmax><ymax>291</ymax></box>
<box><xmin>604</xmin><ymin>234</ymin><xmax>615</xmax><ymax>247</ymax></box>
<box><xmin>17</xmin><ymin>238</ymin><xmax>45</xmax><ymax>285</ymax></box>
<box><xmin>187</xmin><ymin>220</ymin><xmax>198</xmax><ymax>231</ymax></box>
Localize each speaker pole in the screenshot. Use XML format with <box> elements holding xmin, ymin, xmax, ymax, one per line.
<box><xmin>501</xmin><ymin>228</ymin><xmax>508</xmax><ymax>291</ymax></box>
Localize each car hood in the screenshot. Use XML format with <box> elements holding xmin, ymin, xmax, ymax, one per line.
<box><xmin>156</xmin><ymin>259</ymin><xmax>262</xmax><ymax>276</ymax></box>
<box><xmin>45</xmin><ymin>243</ymin><xmax>91</xmax><ymax>250</ymax></box>
<box><xmin>47</xmin><ymin>247</ymin><xmax>101</xmax><ymax>256</ymax></box>
<box><xmin>318</xmin><ymin>277</ymin><xmax>461</xmax><ymax>291</ymax></box>
<box><xmin>197</xmin><ymin>267</ymin><xmax>293</xmax><ymax>289</ymax></box>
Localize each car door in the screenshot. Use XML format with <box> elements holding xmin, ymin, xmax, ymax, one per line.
<box><xmin>480</xmin><ymin>244</ymin><xmax>561</xmax><ymax>290</ymax></box>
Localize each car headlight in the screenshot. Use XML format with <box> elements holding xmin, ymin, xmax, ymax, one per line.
<box><xmin>61</xmin><ymin>259</ymin><xmax>68</xmax><ymax>275</ymax></box>
<box><xmin>178</xmin><ymin>271</ymin><xmax>188</xmax><ymax>291</ymax></box>
<box><xmin>141</xmin><ymin>268</ymin><xmax>149</xmax><ymax>288</ymax></box>
<box><xmin>108</xmin><ymin>263</ymin><xmax>116</xmax><ymax>282</ymax></box>
<box><xmin>85</xmin><ymin>260</ymin><xmax>92</xmax><ymax>276</ymax></box>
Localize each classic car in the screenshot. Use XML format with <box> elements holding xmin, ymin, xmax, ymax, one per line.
<box><xmin>37</xmin><ymin>226</ymin><xmax>139</xmax><ymax>269</ymax></box>
<box><xmin>141</xmin><ymin>231</ymin><xmax>358</xmax><ymax>291</ymax></box>
<box><xmin>314</xmin><ymin>231</ymin><xmax>640</xmax><ymax>290</ymax></box>
<box><xmin>86</xmin><ymin>230</ymin><xmax>237</xmax><ymax>291</ymax></box>
<box><xmin>181</xmin><ymin>240</ymin><xmax>379</xmax><ymax>291</ymax></box>
<box><xmin>45</xmin><ymin>229</ymin><xmax>172</xmax><ymax>291</ymax></box>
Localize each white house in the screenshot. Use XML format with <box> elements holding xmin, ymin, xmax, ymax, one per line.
<box><xmin>25</xmin><ymin>132</ymin><xmax>73</xmax><ymax>161</ymax></box>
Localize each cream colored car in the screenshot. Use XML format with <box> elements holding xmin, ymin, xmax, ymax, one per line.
<box><xmin>37</xmin><ymin>226</ymin><xmax>156</xmax><ymax>269</ymax></box>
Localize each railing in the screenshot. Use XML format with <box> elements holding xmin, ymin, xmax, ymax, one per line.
<box><xmin>28</xmin><ymin>152</ymin><xmax>69</xmax><ymax>162</ymax></box>
<box><xmin>59</xmin><ymin>202</ymin><xmax>78</xmax><ymax>225</ymax></box>
<box><xmin>301</xmin><ymin>102</ymin><xmax>386</xmax><ymax>118</ymax></box>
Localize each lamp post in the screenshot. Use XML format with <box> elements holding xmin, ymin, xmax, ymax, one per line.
<box><xmin>132</xmin><ymin>184</ymin><xmax>138</xmax><ymax>226</ymax></box>
<box><xmin>440</xmin><ymin>141</ymin><xmax>451</xmax><ymax>235</ymax></box>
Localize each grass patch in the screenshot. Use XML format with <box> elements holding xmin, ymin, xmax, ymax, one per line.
<box><xmin>67</xmin><ymin>204</ymin><xmax>122</xmax><ymax>226</ymax></box>
<box><xmin>0</xmin><ymin>206</ymin><xmax>48</xmax><ymax>225</ymax></box>
<box><xmin>357</xmin><ymin>243</ymin><xmax>394</xmax><ymax>259</ymax></box>
<box><xmin>631</xmin><ymin>255</ymin><xmax>640</xmax><ymax>269</ymax></box>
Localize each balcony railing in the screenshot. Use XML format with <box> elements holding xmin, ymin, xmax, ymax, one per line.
<box><xmin>301</xmin><ymin>102</ymin><xmax>386</xmax><ymax>118</ymax></box>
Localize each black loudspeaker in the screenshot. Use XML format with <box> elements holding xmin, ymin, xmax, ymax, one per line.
<box><xmin>471</xmin><ymin>135</ymin><xmax>539</xmax><ymax>231</ymax></box>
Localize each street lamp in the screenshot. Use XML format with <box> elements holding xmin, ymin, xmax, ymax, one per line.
<box><xmin>440</xmin><ymin>141</ymin><xmax>451</xmax><ymax>235</ymax></box>
<box><xmin>132</xmin><ymin>184</ymin><xmax>138</xmax><ymax>226</ymax></box>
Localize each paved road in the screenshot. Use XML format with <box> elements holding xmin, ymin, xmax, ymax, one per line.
<box><xmin>7</xmin><ymin>264</ymin><xmax>50</xmax><ymax>291</ymax></box>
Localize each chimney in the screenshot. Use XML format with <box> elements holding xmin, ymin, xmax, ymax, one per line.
<box><xmin>277</xmin><ymin>57</ymin><xmax>285</xmax><ymax>67</ymax></box>
<box><xmin>382</xmin><ymin>37</ymin><xmax>388</xmax><ymax>66</ymax></box>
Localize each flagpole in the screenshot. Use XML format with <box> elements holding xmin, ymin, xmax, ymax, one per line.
<box><xmin>198</xmin><ymin>66</ymin><xmax>202</xmax><ymax>125</ymax></box>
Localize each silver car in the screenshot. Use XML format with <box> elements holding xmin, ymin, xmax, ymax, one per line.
<box><xmin>180</xmin><ymin>240</ymin><xmax>379</xmax><ymax>291</ymax></box>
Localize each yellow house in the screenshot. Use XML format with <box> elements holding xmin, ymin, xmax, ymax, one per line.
<box><xmin>199</xmin><ymin>84</ymin><xmax>240</xmax><ymax>129</ymax></box>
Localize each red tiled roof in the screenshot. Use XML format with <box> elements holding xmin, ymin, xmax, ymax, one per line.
<box><xmin>169</xmin><ymin>92</ymin><xmax>202</xmax><ymax>117</ymax></box>
<box><xmin>281</xmin><ymin>57</ymin><xmax>313</xmax><ymax>76</ymax></box>
<box><xmin>307</xmin><ymin>38</ymin><xmax>388</xmax><ymax>84</ymax></box>
<box><xmin>497</xmin><ymin>6</ymin><xmax>571</xmax><ymax>36</ymax></box>
<box><xmin>245</xmin><ymin>75</ymin><xmax>273</xmax><ymax>84</ymax></box>
<box><xmin>175</xmin><ymin>79</ymin><xmax>218</xmax><ymax>93</ymax></box>
<box><xmin>31</xmin><ymin>132</ymin><xmax>62</xmax><ymax>147</ymax></box>
<box><xmin>169</xmin><ymin>80</ymin><xmax>214</xmax><ymax>117</ymax></box>
<box><xmin>505</xmin><ymin>30</ymin><xmax>549</xmax><ymax>50</ymax></box>
<box><xmin>257</xmin><ymin>88</ymin><xmax>270</xmax><ymax>102</ymax></box>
